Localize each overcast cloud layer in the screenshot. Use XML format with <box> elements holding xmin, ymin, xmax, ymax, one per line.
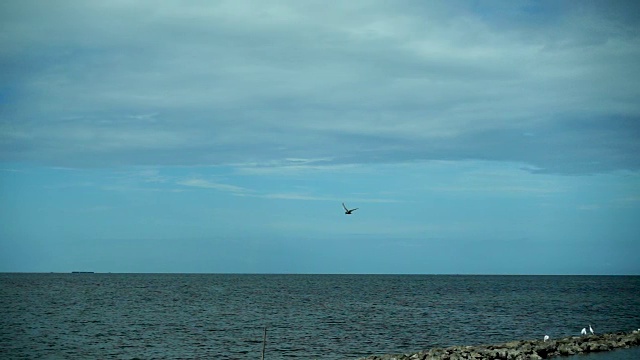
<box><xmin>2</xmin><ymin>0</ymin><xmax>639</xmax><ymax>174</ymax></box>
<box><xmin>2</xmin><ymin>1</ymin><xmax>640</xmax><ymax>275</ymax></box>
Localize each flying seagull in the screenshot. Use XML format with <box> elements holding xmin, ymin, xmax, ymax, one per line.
<box><xmin>342</xmin><ymin>203</ymin><xmax>358</xmax><ymax>215</ymax></box>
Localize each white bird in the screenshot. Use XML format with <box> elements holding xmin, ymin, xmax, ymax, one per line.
<box><xmin>589</xmin><ymin>324</ymin><xmax>594</xmax><ymax>335</ymax></box>
<box><xmin>342</xmin><ymin>202</ymin><xmax>358</xmax><ymax>215</ymax></box>
<box><xmin>581</xmin><ymin>328</ymin><xmax>587</xmax><ymax>335</ymax></box>
<box><xmin>543</xmin><ymin>335</ymin><xmax>550</xmax><ymax>342</ymax></box>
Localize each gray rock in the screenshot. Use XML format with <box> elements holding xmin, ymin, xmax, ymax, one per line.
<box><xmin>557</xmin><ymin>343</ymin><xmax>578</xmax><ymax>356</ymax></box>
<box><xmin>356</xmin><ymin>330</ymin><xmax>640</xmax><ymax>360</ymax></box>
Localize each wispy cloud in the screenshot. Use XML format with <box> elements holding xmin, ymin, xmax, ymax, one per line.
<box><xmin>426</xmin><ymin>164</ymin><xmax>567</xmax><ymax>195</ymax></box>
<box><xmin>43</xmin><ymin>181</ymin><xmax>96</xmax><ymax>190</ymax></box>
<box><xmin>131</xmin><ymin>168</ymin><xmax>169</xmax><ymax>183</ymax></box>
<box><xmin>233</xmin><ymin>160</ymin><xmax>366</xmax><ymax>176</ymax></box>
<box><xmin>612</xmin><ymin>195</ymin><xmax>640</xmax><ymax>208</ymax></box>
<box><xmin>577</xmin><ymin>204</ymin><xmax>600</xmax><ymax>211</ymax></box>
<box><xmin>101</xmin><ymin>184</ymin><xmax>186</xmax><ymax>193</ymax></box>
<box><xmin>431</xmin><ymin>184</ymin><xmax>564</xmax><ymax>195</ymax></box>
<box><xmin>177</xmin><ymin>178</ymin><xmax>250</xmax><ymax>194</ymax></box>
<box><xmin>260</xmin><ymin>193</ymin><xmax>333</xmax><ymax>201</ymax></box>
<box><xmin>126</xmin><ymin>113</ymin><xmax>159</xmax><ymax>121</ymax></box>
<box><xmin>259</xmin><ymin>192</ymin><xmax>399</xmax><ymax>203</ymax></box>
<box><xmin>82</xmin><ymin>205</ymin><xmax>113</xmax><ymax>213</ymax></box>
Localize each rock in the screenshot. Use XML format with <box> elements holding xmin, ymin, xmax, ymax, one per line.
<box><xmin>357</xmin><ymin>330</ymin><xmax>640</xmax><ymax>360</ymax></box>
<box><xmin>534</xmin><ymin>340</ymin><xmax>556</xmax><ymax>358</ymax></box>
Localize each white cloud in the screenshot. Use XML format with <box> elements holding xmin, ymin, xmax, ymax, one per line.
<box><xmin>177</xmin><ymin>178</ymin><xmax>250</xmax><ymax>194</ymax></box>
<box><xmin>260</xmin><ymin>193</ymin><xmax>332</xmax><ymax>201</ymax></box>
<box><xmin>259</xmin><ymin>192</ymin><xmax>399</xmax><ymax>203</ymax></box>
<box><xmin>578</xmin><ymin>204</ymin><xmax>600</xmax><ymax>211</ymax></box>
<box><xmin>233</xmin><ymin>160</ymin><xmax>364</xmax><ymax>176</ymax></box>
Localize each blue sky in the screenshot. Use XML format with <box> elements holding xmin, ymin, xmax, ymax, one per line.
<box><xmin>1</xmin><ymin>0</ymin><xmax>639</xmax><ymax>274</ymax></box>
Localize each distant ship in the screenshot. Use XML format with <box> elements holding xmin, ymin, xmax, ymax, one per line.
<box><xmin>71</xmin><ymin>271</ymin><xmax>95</xmax><ymax>273</ymax></box>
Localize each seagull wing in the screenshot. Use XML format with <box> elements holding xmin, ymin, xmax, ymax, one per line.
<box><xmin>342</xmin><ymin>203</ymin><xmax>348</xmax><ymax>211</ymax></box>
<box><xmin>352</xmin><ymin>208</ymin><xmax>359</xmax><ymax>212</ymax></box>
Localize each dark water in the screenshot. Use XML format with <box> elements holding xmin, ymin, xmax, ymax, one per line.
<box><xmin>1</xmin><ymin>274</ymin><xmax>639</xmax><ymax>359</ymax></box>
<box><xmin>576</xmin><ymin>347</ymin><xmax>640</xmax><ymax>360</ymax></box>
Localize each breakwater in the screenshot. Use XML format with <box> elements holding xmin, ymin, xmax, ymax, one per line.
<box><xmin>357</xmin><ymin>330</ymin><xmax>640</xmax><ymax>360</ymax></box>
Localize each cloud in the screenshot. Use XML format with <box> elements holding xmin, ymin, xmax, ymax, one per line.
<box><xmin>578</xmin><ymin>204</ymin><xmax>600</xmax><ymax>211</ymax></box>
<box><xmin>232</xmin><ymin>158</ymin><xmax>367</xmax><ymax>176</ymax></box>
<box><xmin>175</xmin><ymin>175</ymin><xmax>397</xmax><ymax>202</ymax></box>
<box><xmin>260</xmin><ymin>192</ymin><xmax>399</xmax><ymax>203</ymax></box>
<box><xmin>83</xmin><ymin>205</ymin><xmax>113</xmax><ymax>213</ymax></box>
<box><xmin>612</xmin><ymin>195</ymin><xmax>640</xmax><ymax>208</ymax></box>
<box><xmin>176</xmin><ymin>178</ymin><xmax>250</xmax><ymax>194</ymax></box>
<box><xmin>1</xmin><ymin>1</ymin><xmax>639</xmax><ymax>174</ymax></box>
<box><xmin>260</xmin><ymin>193</ymin><xmax>333</xmax><ymax>201</ymax></box>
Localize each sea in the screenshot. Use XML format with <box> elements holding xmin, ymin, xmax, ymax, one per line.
<box><xmin>1</xmin><ymin>274</ymin><xmax>639</xmax><ymax>360</ymax></box>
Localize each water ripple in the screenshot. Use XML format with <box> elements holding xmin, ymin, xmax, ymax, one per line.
<box><xmin>1</xmin><ymin>274</ymin><xmax>639</xmax><ymax>359</ymax></box>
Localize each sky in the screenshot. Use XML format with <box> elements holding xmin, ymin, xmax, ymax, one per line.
<box><xmin>1</xmin><ymin>0</ymin><xmax>639</xmax><ymax>274</ymax></box>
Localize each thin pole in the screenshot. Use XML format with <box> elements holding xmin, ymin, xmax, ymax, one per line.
<box><xmin>261</xmin><ymin>326</ymin><xmax>267</xmax><ymax>360</ymax></box>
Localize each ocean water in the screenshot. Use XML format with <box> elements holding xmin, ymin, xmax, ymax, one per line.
<box><xmin>1</xmin><ymin>274</ymin><xmax>639</xmax><ymax>359</ymax></box>
<box><xmin>576</xmin><ymin>347</ymin><xmax>640</xmax><ymax>360</ymax></box>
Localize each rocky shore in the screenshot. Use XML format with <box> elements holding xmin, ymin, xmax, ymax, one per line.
<box><xmin>357</xmin><ymin>330</ymin><xmax>640</xmax><ymax>360</ymax></box>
